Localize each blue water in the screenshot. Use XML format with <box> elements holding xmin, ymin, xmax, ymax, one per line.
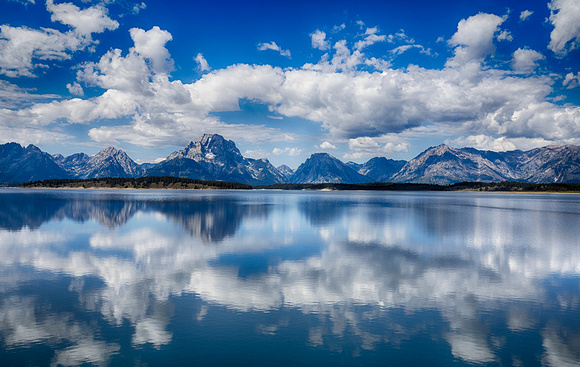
<box><xmin>1</xmin><ymin>189</ymin><xmax>579</xmax><ymax>366</ymax></box>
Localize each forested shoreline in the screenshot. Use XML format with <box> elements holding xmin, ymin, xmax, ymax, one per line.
<box><xmin>19</xmin><ymin>176</ymin><xmax>253</xmax><ymax>190</ymax></box>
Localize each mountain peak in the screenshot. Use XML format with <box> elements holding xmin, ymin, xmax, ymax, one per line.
<box><xmin>199</xmin><ymin>133</ymin><xmax>225</xmax><ymax>145</ymax></box>
<box><xmin>169</xmin><ymin>134</ymin><xmax>243</xmax><ymax>164</ymax></box>
<box><xmin>311</xmin><ymin>152</ymin><xmax>333</xmax><ymax>158</ymax></box>
<box><xmin>96</xmin><ymin>146</ymin><xmax>121</xmax><ymax>156</ymax></box>
<box><xmin>290</xmin><ymin>152</ymin><xmax>371</xmax><ymax>184</ymax></box>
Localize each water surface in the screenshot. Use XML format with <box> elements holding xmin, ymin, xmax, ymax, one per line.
<box><xmin>1</xmin><ymin>189</ymin><xmax>579</xmax><ymax>366</ymax></box>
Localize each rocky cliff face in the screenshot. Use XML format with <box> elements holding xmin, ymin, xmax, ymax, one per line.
<box><xmin>515</xmin><ymin>145</ymin><xmax>580</xmax><ymax>183</ymax></box>
<box><xmin>276</xmin><ymin>165</ymin><xmax>294</xmax><ymax>180</ymax></box>
<box><xmin>75</xmin><ymin>147</ymin><xmax>143</xmax><ymax>179</ymax></box>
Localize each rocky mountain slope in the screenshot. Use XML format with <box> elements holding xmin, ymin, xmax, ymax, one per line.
<box><xmin>290</xmin><ymin>153</ymin><xmax>371</xmax><ymax>184</ymax></box>
<box><xmin>147</xmin><ymin>134</ymin><xmax>284</xmax><ymax>185</ymax></box>
<box><xmin>348</xmin><ymin>157</ymin><xmax>407</xmax><ymax>182</ymax></box>
<box><xmin>391</xmin><ymin>144</ymin><xmax>580</xmax><ymax>184</ymax></box>
<box><xmin>0</xmin><ymin>143</ymin><xmax>69</xmax><ymax>182</ymax></box>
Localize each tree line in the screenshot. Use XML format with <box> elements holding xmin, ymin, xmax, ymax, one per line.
<box><xmin>20</xmin><ymin>176</ymin><xmax>253</xmax><ymax>190</ymax></box>
<box><xmin>18</xmin><ymin>178</ymin><xmax>580</xmax><ymax>192</ymax></box>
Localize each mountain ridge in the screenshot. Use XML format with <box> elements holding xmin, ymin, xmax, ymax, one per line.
<box><xmin>2</xmin><ymin>136</ymin><xmax>580</xmax><ymax>185</ymax></box>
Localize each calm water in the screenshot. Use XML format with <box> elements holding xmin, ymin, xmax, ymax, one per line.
<box><xmin>1</xmin><ymin>189</ymin><xmax>580</xmax><ymax>366</ymax></box>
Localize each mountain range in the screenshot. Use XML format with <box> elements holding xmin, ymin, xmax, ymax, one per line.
<box><xmin>1</xmin><ymin>134</ymin><xmax>580</xmax><ymax>185</ymax></box>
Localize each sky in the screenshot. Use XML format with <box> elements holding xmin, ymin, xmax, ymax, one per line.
<box><xmin>1</xmin><ymin>0</ymin><xmax>580</xmax><ymax>168</ymax></box>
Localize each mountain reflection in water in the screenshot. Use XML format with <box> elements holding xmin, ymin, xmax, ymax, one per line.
<box><xmin>0</xmin><ymin>189</ymin><xmax>579</xmax><ymax>366</ymax></box>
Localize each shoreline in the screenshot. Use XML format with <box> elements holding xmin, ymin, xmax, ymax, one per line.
<box><xmin>11</xmin><ymin>177</ymin><xmax>580</xmax><ymax>194</ymax></box>
<box><xmin>10</xmin><ymin>185</ymin><xmax>580</xmax><ymax>195</ymax></box>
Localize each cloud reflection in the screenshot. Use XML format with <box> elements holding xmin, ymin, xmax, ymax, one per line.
<box><xmin>0</xmin><ymin>190</ymin><xmax>579</xmax><ymax>365</ymax></box>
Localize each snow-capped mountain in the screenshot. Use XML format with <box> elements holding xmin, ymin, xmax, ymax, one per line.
<box><xmin>148</xmin><ymin>134</ymin><xmax>284</xmax><ymax>185</ymax></box>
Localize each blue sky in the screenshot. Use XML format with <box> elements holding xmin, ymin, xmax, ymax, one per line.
<box><xmin>1</xmin><ymin>0</ymin><xmax>579</xmax><ymax>167</ymax></box>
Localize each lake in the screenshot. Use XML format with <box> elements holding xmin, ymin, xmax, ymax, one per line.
<box><xmin>0</xmin><ymin>188</ymin><xmax>579</xmax><ymax>366</ymax></box>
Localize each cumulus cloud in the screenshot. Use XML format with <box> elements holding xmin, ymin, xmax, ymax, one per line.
<box><xmin>519</xmin><ymin>10</ymin><xmax>533</xmax><ymax>22</ymax></box>
<box><xmin>319</xmin><ymin>141</ymin><xmax>336</xmax><ymax>150</ymax></box>
<box><xmin>194</xmin><ymin>53</ymin><xmax>210</xmax><ymax>72</ymax></box>
<box><xmin>345</xmin><ymin>136</ymin><xmax>408</xmax><ymax>159</ymax></box>
<box><xmin>548</xmin><ymin>0</ymin><xmax>580</xmax><ymax>55</ymax></box>
<box><xmin>130</xmin><ymin>27</ymin><xmax>174</xmax><ymax>74</ymax></box>
<box><xmin>447</xmin><ymin>13</ymin><xmax>506</xmax><ymax>66</ymax></box>
<box><xmin>66</xmin><ymin>81</ymin><xmax>84</xmax><ymax>96</ymax></box>
<box><xmin>563</xmin><ymin>72</ymin><xmax>580</xmax><ymax>89</ymax></box>
<box><xmin>0</xmin><ymin>25</ymin><xmax>89</xmax><ymax>77</ymax></box>
<box><xmin>512</xmin><ymin>48</ymin><xmax>544</xmax><ymax>73</ymax></box>
<box><xmin>5</xmin><ymin>14</ymin><xmax>580</xmax><ymax>154</ymax></box>
<box><xmin>257</xmin><ymin>41</ymin><xmax>291</xmax><ymax>58</ymax></box>
<box><xmin>0</xmin><ymin>1</ymin><xmax>118</xmax><ymax>77</ymax></box>
<box><xmin>46</xmin><ymin>0</ymin><xmax>119</xmax><ymax>36</ymax></box>
<box><xmin>311</xmin><ymin>29</ymin><xmax>330</xmax><ymax>50</ymax></box>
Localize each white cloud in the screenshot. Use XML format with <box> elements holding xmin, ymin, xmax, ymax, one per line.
<box><xmin>563</xmin><ymin>72</ymin><xmax>580</xmax><ymax>89</ymax></box>
<box><xmin>132</xmin><ymin>2</ymin><xmax>147</xmax><ymax>15</ymax></box>
<box><xmin>354</xmin><ymin>27</ymin><xmax>387</xmax><ymax>50</ymax></box>
<box><xmin>345</xmin><ymin>136</ymin><xmax>408</xmax><ymax>159</ymax></box>
<box><xmin>310</xmin><ymin>29</ymin><xmax>329</xmax><ymax>51</ymax></box>
<box><xmin>194</xmin><ymin>53</ymin><xmax>210</xmax><ymax>72</ymax></box>
<box><xmin>390</xmin><ymin>44</ymin><xmax>431</xmax><ymax>56</ymax></box>
<box><xmin>46</xmin><ymin>0</ymin><xmax>119</xmax><ymax>36</ymax></box>
<box><xmin>319</xmin><ymin>141</ymin><xmax>336</xmax><ymax>150</ymax></box>
<box><xmin>497</xmin><ymin>30</ymin><xmax>513</xmax><ymax>41</ymax></box>
<box><xmin>333</xmin><ymin>23</ymin><xmax>346</xmax><ymax>33</ymax></box>
<box><xmin>519</xmin><ymin>10</ymin><xmax>533</xmax><ymax>21</ymax></box>
<box><xmin>0</xmin><ymin>25</ymin><xmax>89</xmax><ymax>77</ymax></box>
<box><xmin>5</xmin><ymin>15</ymin><xmax>580</xmax><ymax>154</ymax></box>
<box><xmin>0</xmin><ymin>124</ymin><xmax>73</xmax><ymax>145</ymax></box>
<box><xmin>447</xmin><ymin>13</ymin><xmax>506</xmax><ymax>66</ymax></box>
<box><xmin>66</xmin><ymin>81</ymin><xmax>84</xmax><ymax>96</ymax></box>
<box><xmin>257</xmin><ymin>41</ymin><xmax>291</xmax><ymax>58</ymax></box>
<box><xmin>446</xmin><ymin>135</ymin><xmax>517</xmax><ymax>151</ymax></box>
<box><xmin>273</xmin><ymin>147</ymin><xmax>302</xmax><ymax>156</ymax></box>
<box><xmin>445</xmin><ymin>135</ymin><xmax>576</xmax><ymax>152</ymax></box>
<box><xmin>77</xmin><ymin>48</ymin><xmax>152</xmax><ymax>92</ymax></box>
<box><xmin>0</xmin><ymin>80</ymin><xmax>60</xmax><ymax>109</ymax></box>
<box><xmin>130</xmin><ymin>27</ymin><xmax>174</xmax><ymax>74</ymax></box>
<box><xmin>548</xmin><ymin>0</ymin><xmax>580</xmax><ymax>55</ymax></box>
<box><xmin>512</xmin><ymin>48</ymin><xmax>544</xmax><ymax>74</ymax></box>
<box><xmin>243</xmin><ymin>149</ymin><xmax>269</xmax><ymax>159</ymax></box>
